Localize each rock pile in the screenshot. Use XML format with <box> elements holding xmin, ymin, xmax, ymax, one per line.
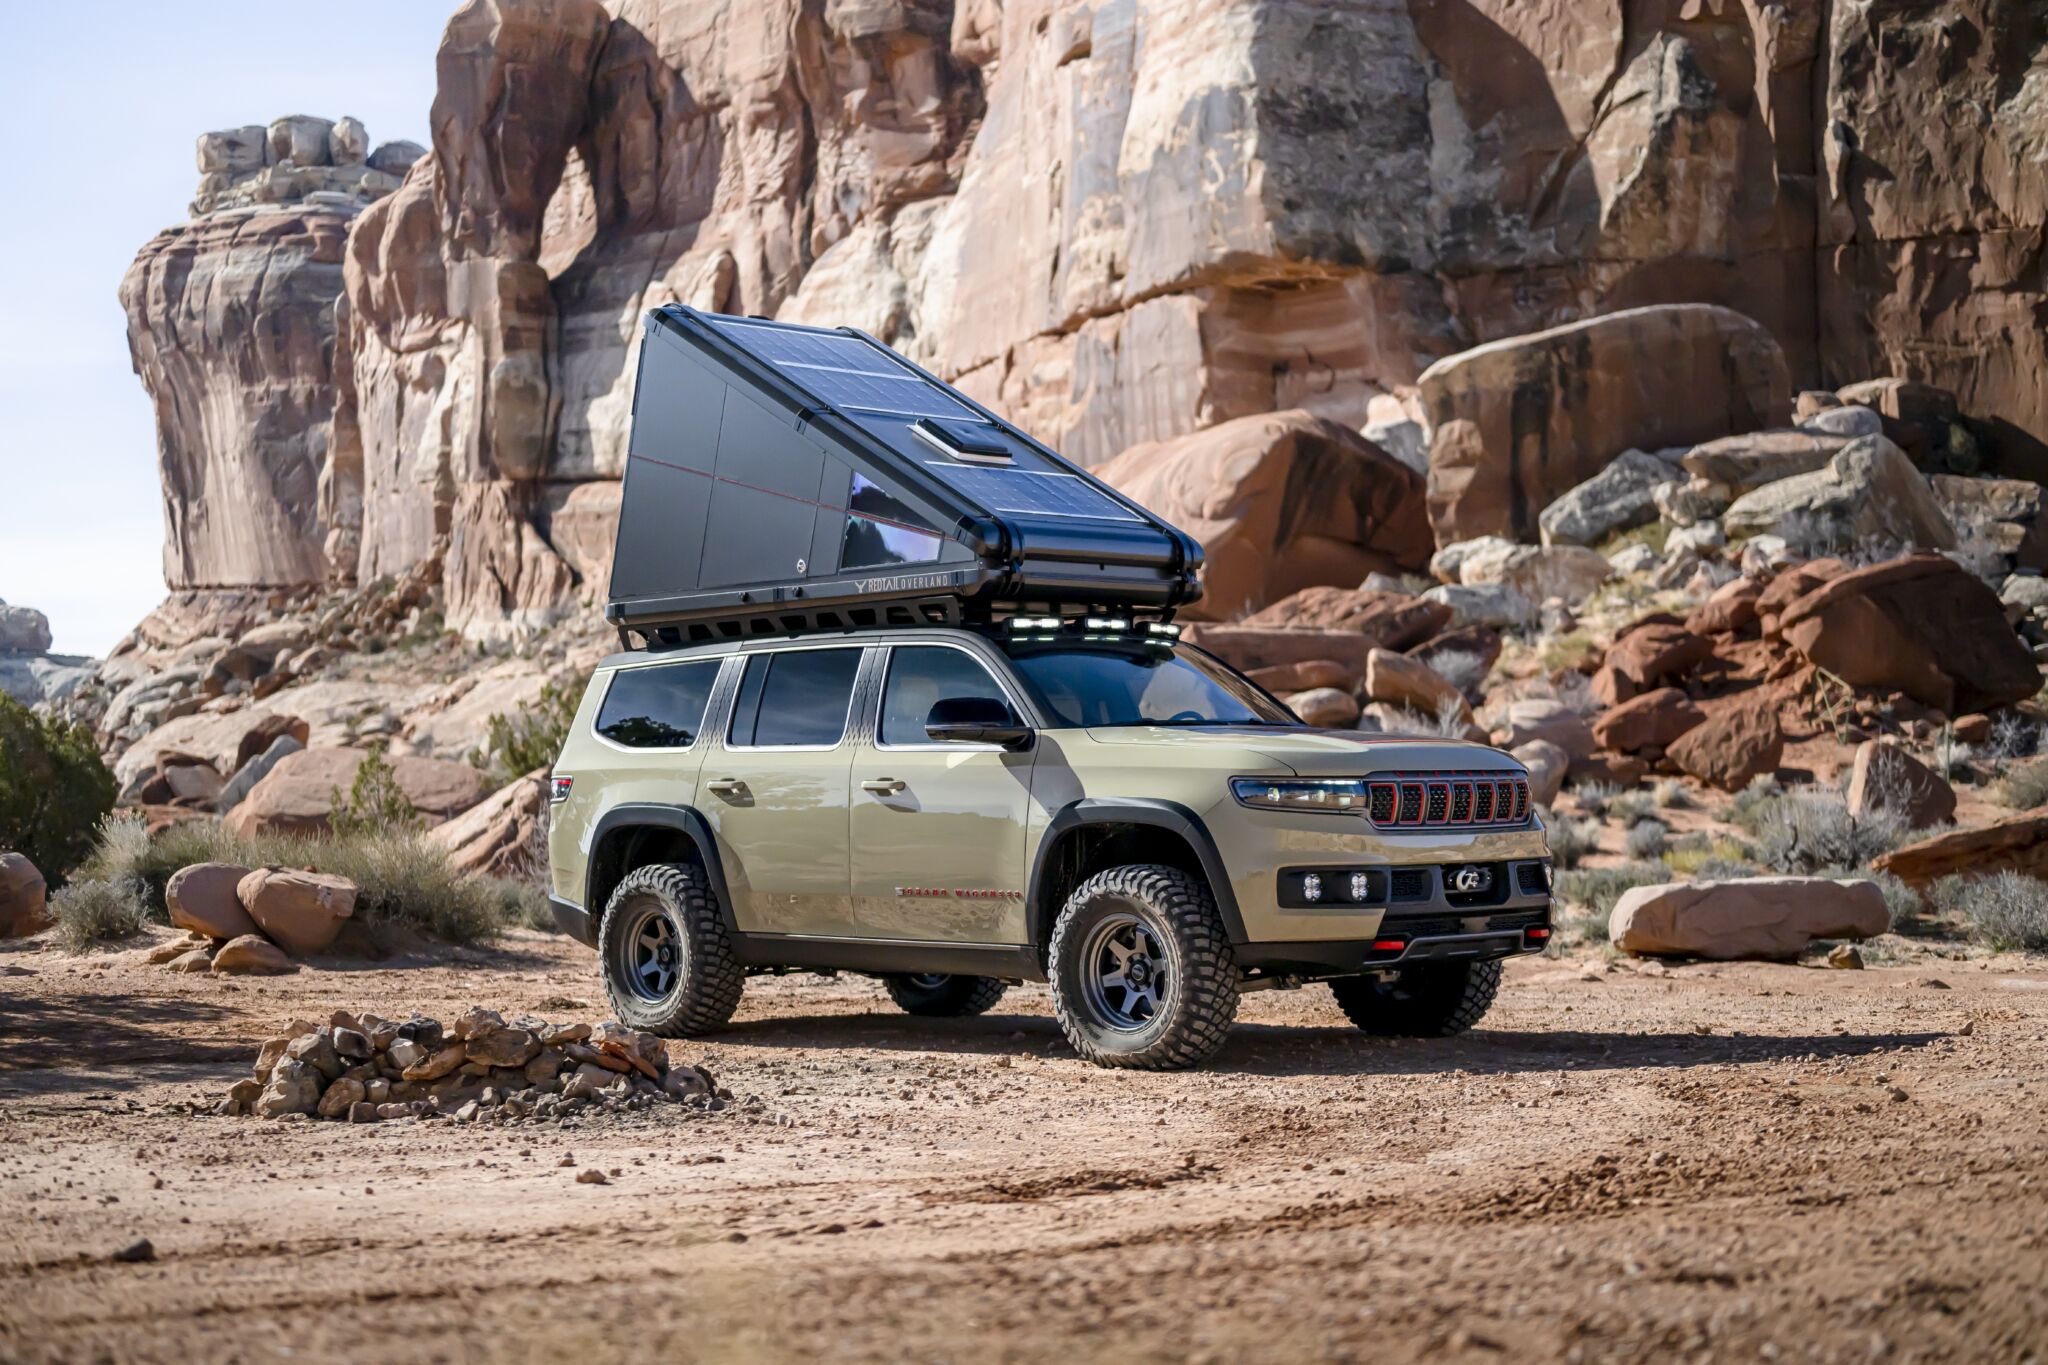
<box><xmin>221</xmin><ymin>1008</ymin><xmax>721</xmax><ymax>1126</ymax></box>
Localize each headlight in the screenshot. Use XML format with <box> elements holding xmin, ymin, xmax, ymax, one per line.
<box><xmin>1230</xmin><ymin>778</ymin><xmax>1367</xmax><ymax>813</ymax></box>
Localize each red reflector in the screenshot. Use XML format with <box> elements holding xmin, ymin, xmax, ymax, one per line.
<box><xmin>1526</xmin><ymin>927</ymin><xmax>1551</xmax><ymax>939</ymax></box>
<box><xmin>1370</xmin><ymin>939</ymin><xmax>1406</xmax><ymax>952</ymax></box>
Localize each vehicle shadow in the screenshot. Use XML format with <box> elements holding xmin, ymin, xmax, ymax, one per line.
<box><xmin>712</xmin><ymin>1010</ymin><xmax>1955</xmax><ymax>1077</ymax></box>
<box><xmin>0</xmin><ymin>987</ymin><xmax>246</xmax><ymax>1091</ymax></box>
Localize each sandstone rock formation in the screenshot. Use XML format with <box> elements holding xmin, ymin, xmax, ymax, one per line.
<box><xmin>1096</xmin><ymin>412</ymin><xmax>1430</xmax><ymax>620</ymax></box>
<box><xmin>112</xmin><ymin>0</ymin><xmax>2048</xmax><ymax>647</ymax></box>
<box><xmin>0</xmin><ymin>601</ymin><xmax>92</xmax><ymax>707</ymax></box>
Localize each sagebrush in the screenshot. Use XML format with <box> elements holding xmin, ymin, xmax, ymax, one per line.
<box><xmin>1936</xmin><ymin>873</ymin><xmax>2048</xmax><ymax>951</ymax></box>
<box><xmin>50</xmin><ymin>877</ymin><xmax>148</xmax><ymax>952</ymax></box>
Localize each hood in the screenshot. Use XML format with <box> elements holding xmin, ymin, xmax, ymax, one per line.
<box><xmin>1080</xmin><ymin>725</ymin><xmax>1523</xmax><ymax>776</ymax></box>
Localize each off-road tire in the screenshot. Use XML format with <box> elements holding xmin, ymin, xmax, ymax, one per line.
<box><xmin>597</xmin><ymin>862</ymin><xmax>744</xmax><ymax>1037</ymax></box>
<box><xmin>1329</xmin><ymin>959</ymin><xmax>1502</xmax><ymax>1037</ymax></box>
<box><xmin>1048</xmin><ymin>864</ymin><xmax>1238</xmax><ymax>1070</ymax></box>
<box><xmin>882</xmin><ymin>974</ymin><xmax>1009</xmax><ymax>1017</ymax></box>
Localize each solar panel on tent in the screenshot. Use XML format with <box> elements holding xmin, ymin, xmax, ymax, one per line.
<box><xmin>923</xmin><ymin>464</ymin><xmax>1142</xmax><ymax>522</ymax></box>
<box><xmin>705</xmin><ymin>315</ymin><xmax>981</xmax><ymax>421</ymax></box>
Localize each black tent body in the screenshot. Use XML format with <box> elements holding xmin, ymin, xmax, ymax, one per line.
<box><xmin>606</xmin><ymin>306</ymin><xmax>1204</xmax><ymax>646</ymax></box>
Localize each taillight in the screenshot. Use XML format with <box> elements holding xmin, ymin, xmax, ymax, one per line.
<box><xmin>550</xmin><ymin>775</ymin><xmax>574</xmax><ymax>804</ymax></box>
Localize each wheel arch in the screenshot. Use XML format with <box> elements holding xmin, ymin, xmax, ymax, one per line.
<box><xmin>1026</xmin><ymin>799</ymin><xmax>1246</xmax><ymax>965</ymax></box>
<box><xmin>585</xmin><ymin>803</ymin><xmax>737</xmax><ymax>934</ymax></box>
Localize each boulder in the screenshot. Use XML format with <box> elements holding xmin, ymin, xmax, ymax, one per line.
<box><xmin>1777</xmin><ymin>554</ymin><xmax>2041</xmax><ymax>715</ymax></box>
<box><xmin>1421</xmin><ymin>583</ymin><xmax>1536</xmax><ymax>630</ymax></box>
<box><xmin>165</xmin><ymin>862</ymin><xmax>259</xmax><ymax>939</ymax></box>
<box><xmin>1242</xmin><ymin>587</ymin><xmax>1451</xmax><ymax>649</ymax></box>
<box><xmin>224</xmin><ymin>746</ymin><xmax>488</xmax><ymax>837</ymax></box>
<box><xmin>1833</xmin><ymin>379</ymin><xmax>1964</xmax><ymax>469</ymax></box>
<box><xmin>1420</xmin><ymin>305</ymin><xmax>1790</xmax><ymax>545</ymax></box>
<box><xmin>1845</xmin><ymin>741</ymin><xmax>1955</xmax><ymax>830</ymax></box>
<box><xmin>1598</xmin><ymin>623</ymin><xmax>1713</xmax><ymax>703</ymax></box>
<box><xmin>1177</xmin><ymin>625</ymin><xmax>1376</xmax><ymax>679</ymax></box>
<box><xmin>1873</xmin><ymin>810</ymin><xmax>2048</xmax><ymax>891</ymax></box>
<box><xmin>1679</xmin><ymin>429</ymin><xmax>1850</xmax><ymax>491</ymax></box>
<box><xmin>1653</xmin><ymin>477</ymin><xmax>1734</xmax><ymax>527</ymax></box>
<box><xmin>1245</xmin><ymin>660</ymin><xmax>1354</xmax><ymax>694</ymax></box>
<box><xmin>1363</xmin><ymin>650</ymin><xmax>1469</xmax><ymax>723</ymax></box>
<box><xmin>1537</xmin><ymin>449</ymin><xmax>1681</xmax><ymax>547</ymax></box>
<box><xmin>464</xmin><ymin>1026</ymin><xmax>542</xmax><ymax>1069</ymax></box>
<box><xmin>0</xmin><ymin>852</ymin><xmax>48</xmax><ymax>938</ymax></box>
<box><xmin>1452</xmin><ymin>541</ymin><xmax>1612</xmax><ymax>608</ymax></box>
<box><xmin>1285</xmin><ymin>688</ymin><xmax>1361</xmax><ymax>728</ymax></box>
<box><xmin>1610</xmin><ymin>878</ymin><xmax>1891</xmax><ymax>960</ymax></box>
<box><xmin>159</xmin><ymin>757</ymin><xmax>225</xmax><ymax>806</ymax></box>
<box><xmin>0</xmin><ymin>603</ymin><xmax>53</xmax><ymax>654</ymax></box>
<box><xmin>1667</xmin><ymin>705</ymin><xmax>1784</xmax><ymax>791</ymax></box>
<box><xmin>1933</xmin><ymin>475</ymin><xmax>2048</xmax><ymax>571</ymax></box>
<box><xmin>217</xmin><ymin>734</ymin><xmax>304</xmax><ymax>813</ymax></box>
<box><xmin>1722</xmin><ymin>437</ymin><xmax>1957</xmax><ymax>552</ymax></box>
<box><xmin>1492</xmin><ymin>700</ymin><xmax>1595</xmax><ymax>761</ymax></box>
<box><xmin>214</xmin><ymin>934</ymin><xmax>296</xmax><ymax>975</ymax></box>
<box><xmin>1799</xmin><ymin>405</ymin><xmax>1885</xmax><ymax>440</ymax></box>
<box><xmin>425</xmin><ymin>771</ymin><xmax>548</xmax><ymax>879</ymax></box>
<box><xmin>1685</xmin><ymin>577</ymin><xmax>1763</xmax><ymax>637</ymax></box>
<box><xmin>237</xmin><ymin>867</ymin><xmax>357</xmax><ymax>954</ymax></box>
<box><xmin>1096</xmin><ymin>411</ymin><xmax>1432</xmax><ymax>621</ymax></box>
<box><xmin>1406</xmin><ymin>625</ymin><xmax>1502</xmax><ymax>679</ymax></box>
<box><xmin>1591</xmin><ymin>688</ymin><xmax>1706</xmax><ymax>754</ymax></box>
<box><xmin>1512</xmin><ymin>740</ymin><xmax>1570</xmax><ymax>807</ymax></box>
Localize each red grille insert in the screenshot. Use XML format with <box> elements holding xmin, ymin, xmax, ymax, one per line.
<box><xmin>1362</xmin><ymin>770</ymin><xmax>1534</xmax><ymax>830</ymax></box>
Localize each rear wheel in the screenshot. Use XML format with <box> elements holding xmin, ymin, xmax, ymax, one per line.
<box><xmin>1048</xmin><ymin>864</ymin><xmax>1238</xmax><ymax>1070</ymax></box>
<box><xmin>882</xmin><ymin>973</ymin><xmax>1009</xmax><ymax>1017</ymax></box>
<box><xmin>1329</xmin><ymin>959</ymin><xmax>1501</xmax><ymax>1037</ymax></box>
<box><xmin>598</xmin><ymin>863</ymin><xmax>744</xmax><ymax>1036</ymax></box>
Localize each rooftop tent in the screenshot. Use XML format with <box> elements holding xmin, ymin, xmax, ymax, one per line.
<box><xmin>606</xmin><ymin>307</ymin><xmax>1204</xmax><ymax>644</ymax></box>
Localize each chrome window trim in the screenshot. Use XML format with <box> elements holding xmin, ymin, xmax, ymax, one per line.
<box><xmin>723</xmin><ymin>643</ymin><xmax>871</xmax><ymax>753</ymax></box>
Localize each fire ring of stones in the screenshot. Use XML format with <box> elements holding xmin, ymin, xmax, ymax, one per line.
<box><xmin>219</xmin><ymin>1007</ymin><xmax>726</xmax><ymax>1126</ymax></box>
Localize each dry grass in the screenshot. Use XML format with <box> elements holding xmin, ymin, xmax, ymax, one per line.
<box><xmin>49</xmin><ymin>877</ymin><xmax>149</xmax><ymax>952</ymax></box>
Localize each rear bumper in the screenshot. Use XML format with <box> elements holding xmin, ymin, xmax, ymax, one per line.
<box><xmin>549</xmin><ymin>896</ymin><xmax>597</xmax><ymax>948</ymax></box>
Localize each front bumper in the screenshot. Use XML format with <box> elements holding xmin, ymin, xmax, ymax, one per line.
<box><xmin>1235</xmin><ymin>857</ymin><xmax>1551</xmax><ymax>976</ymax></box>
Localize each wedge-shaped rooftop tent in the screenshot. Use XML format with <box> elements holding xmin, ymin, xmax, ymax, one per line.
<box><xmin>607</xmin><ymin>307</ymin><xmax>1204</xmax><ymax>644</ymax></box>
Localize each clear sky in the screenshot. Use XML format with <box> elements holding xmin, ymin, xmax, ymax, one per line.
<box><xmin>0</xmin><ymin>3</ymin><xmax>453</xmax><ymax>658</ymax></box>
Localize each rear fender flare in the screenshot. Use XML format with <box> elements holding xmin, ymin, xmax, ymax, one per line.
<box><xmin>586</xmin><ymin>803</ymin><xmax>737</xmax><ymax>931</ymax></box>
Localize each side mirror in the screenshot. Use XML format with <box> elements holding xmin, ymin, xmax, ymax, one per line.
<box><xmin>925</xmin><ymin>696</ymin><xmax>1031</xmax><ymax>750</ymax></box>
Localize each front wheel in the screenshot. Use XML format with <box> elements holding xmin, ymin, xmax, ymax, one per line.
<box><xmin>1329</xmin><ymin>959</ymin><xmax>1501</xmax><ymax>1037</ymax></box>
<box><xmin>1048</xmin><ymin>865</ymin><xmax>1239</xmax><ymax>1070</ymax></box>
<box><xmin>882</xmin><ymin>973</ymin><xmax>1008</xmax><ymax>1017</ymax></box>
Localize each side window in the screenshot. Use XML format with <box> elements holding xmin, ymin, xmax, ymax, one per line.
<box><xmin>880</xmin><ymin>647</ymin><xmax>1013</xmax><ymax>746</ymax></box>
<box><xmin>594</xmin><ymin>660</ymin><xmax>721</xmax><ymax>748</ymax></box>
<box><xmin>728</xmin><ymin>648</ymin><xmax>863</xmax><ymax>748</ymax></box>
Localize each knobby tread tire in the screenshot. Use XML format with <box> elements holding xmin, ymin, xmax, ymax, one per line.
<box><xmin>598</xmin><ymin>862</ymin><xmax>744</xmax><ymax>1037</ymax></box>
<box><xmin>1048</xmin><ymin>864</ymin><xmax>1239</xmax><ymax>1071</ymax></box>
<box><xmin>882</xmin><ymin>974</ymin><xmax>1009</xmax><ymax>1017</ymax></box>
<box><xmin>1329</xmin><ymin>958</ymin><xmax>1502</xmax><ymax>1037</ymax></box>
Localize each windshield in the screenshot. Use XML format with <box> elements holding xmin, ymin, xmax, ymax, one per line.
<box><xmin>999</xmin><ymin>639</ymin><xmax>1297</xmax><ymax>728</ymax></box>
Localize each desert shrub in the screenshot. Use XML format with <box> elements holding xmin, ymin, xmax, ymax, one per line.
<box><xmin>329</xmin><ymin>747</ymin><xmax>419</xmax><ymax>839</ymax></box>
<box><xmin>1751</xmin><ymin>790</ymin><xmax>1907</xmax><ymax>874</ymax></box>
<box><xmin>1994</xmin><ymin>759</ymin><xmax>2048</xmax><ymax>811</ymax></box>
<box><xmin>1624</xmin><ymin>819</ymin><xmax>1670</xmax><ymax>860</ymax></box>
<box><xmin>1555</xmin><ymin>862</ymin><xmax>1668</xmax><ymax>920</ymax></box>
<box><xmin>1988</xmin><ymin>712</ymin><xmax>2048</xmax><ymax>763</ymax></box>
<box><xmin>1654</xmin><ymin>779</ymin><xmax>1694</xmax><ymax>811</ymax></box>
<box><xmin>1425</xmin><ymin>649</ymin><xmax>1490</xmax><ymax>696</ymax></box>
<box><xmin>81</xmin><ymin>816</ymin><xmax>518</xmax><ymax>945</ymax></box>
<box><xmin>1690</xmin><ymin>856</ymin><xmax>1762</xmax><ymax>882</ymax></box>
<box><xmin>1571</xmin><ymin>781</ymin><xmax>1622</xmax><ymax>818</ymax></box>
<box><xmin>50</xmin><ymin>877</ymin><xmax>148</xmax><ymax>952</ymax></box>
<box><xmin>1609</xmin><ymin>791</ymin><xmax>1658</xmax><ymax>825</ymax></box>
<box><xmin>472</xmin><ymin>681</ymin><xmax>579</xmax><ymax>787</ymax></box>
<box><xmin>1936</xmin><ymin>873</ymin><xmax>2048</xmax><ymax>951</ymax></box>
<box><xmin>1868</xmin><ymin>871</ymin><xmax>1923</xmax><ymax>928</ymax></box>
<box><xmin>1538</xmin><ymin>808</ymin><xmax>1600</xmax><ymax>870</ymax></box>
<box><xmin>1662</xmin><ymin>834</ymin><xmax>1754</xmax><ymax>878</ymax></box>
<box><xmin>1726</xmin><ymin>773</ymin><xmax>1787</xmax><ymax>835</ymax></box>
<box><xmin>0</xmin><ymin>693</ymin><xmax>117</xmax><ymax>883</ymax></box>
<box><xmin>1538</xmin><ymin>630</ymin><xmax>1596</xmax><ymax>673</ymax></box>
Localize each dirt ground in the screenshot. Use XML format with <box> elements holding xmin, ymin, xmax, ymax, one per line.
<box><xmin>4</xmin><ymin>930</ymin><xmax>2045</xmax><ymax>1364</ymax></box>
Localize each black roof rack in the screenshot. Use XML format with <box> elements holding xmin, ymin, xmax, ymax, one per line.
<box><xmin>606</xmin><ymin>307</ymin><xmax>1203</xmax><ymax>646</ymax></box>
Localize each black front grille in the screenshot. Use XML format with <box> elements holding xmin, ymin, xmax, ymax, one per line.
<box><xmin>1397</xmin><ymin>783</ymin><xmax>1423</xmax><ymax>822</ymax></box>
<box><xmin>1486</xmin><ymin>910</ymin><xmax>1547</xmax><ymax>933</ymax></box>
<box><xmin>1388</xmin><ymin>868</ymin><xmax>1433</xmax><ymax>902</ymax></box>
<box><xmin>1473</xmin><ymin>784</ymin><xmax>1495</xmax><ymax>822</ymax></box>
<box><xmin>1369</xmin><ymin>785</ymin><xmax>1397</xmax><ymax>823</ymax></box>
<box><xmin>1367</xmin><ymin>771</ymin><xmax>1532</xmax><ymax>829</ymax></box>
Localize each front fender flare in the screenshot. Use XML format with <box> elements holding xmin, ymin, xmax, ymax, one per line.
<box><xmin>1028</xmin><ymin>798</ymin><xmax>1248</xmax><ymax>948</ymax></box>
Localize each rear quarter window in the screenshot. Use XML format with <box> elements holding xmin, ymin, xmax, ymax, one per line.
<box><xmin>595</xmin><ymin>660</ymin><xmax>721</xmax><ymax>748</ymax></box>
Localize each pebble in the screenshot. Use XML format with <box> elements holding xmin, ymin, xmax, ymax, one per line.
<box><xmin>112</xmin><ymin>1238</ymin><xmax>156</xmax><ymax>1264</ymax></box>
<box><xmin>575</xmin><ymin>1168</ymin><xmax>609</xmax><ymax>1185</ymax></box>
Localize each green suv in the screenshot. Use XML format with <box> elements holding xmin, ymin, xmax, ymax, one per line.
<box><xmin>545</xmin><ymin>621</ymin><xmax>1552</xmax><ymax>1070</ymax></box>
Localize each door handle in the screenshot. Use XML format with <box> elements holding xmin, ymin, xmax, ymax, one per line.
<box><xmin>861</xmin><ymin>777</ymin><xmax>907</xmax><ymax>795</ymax></box>
<box><xmin>706</xmin><ymin>777</ymin><xmax>748</xmax><ymax>797</ymax></box>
